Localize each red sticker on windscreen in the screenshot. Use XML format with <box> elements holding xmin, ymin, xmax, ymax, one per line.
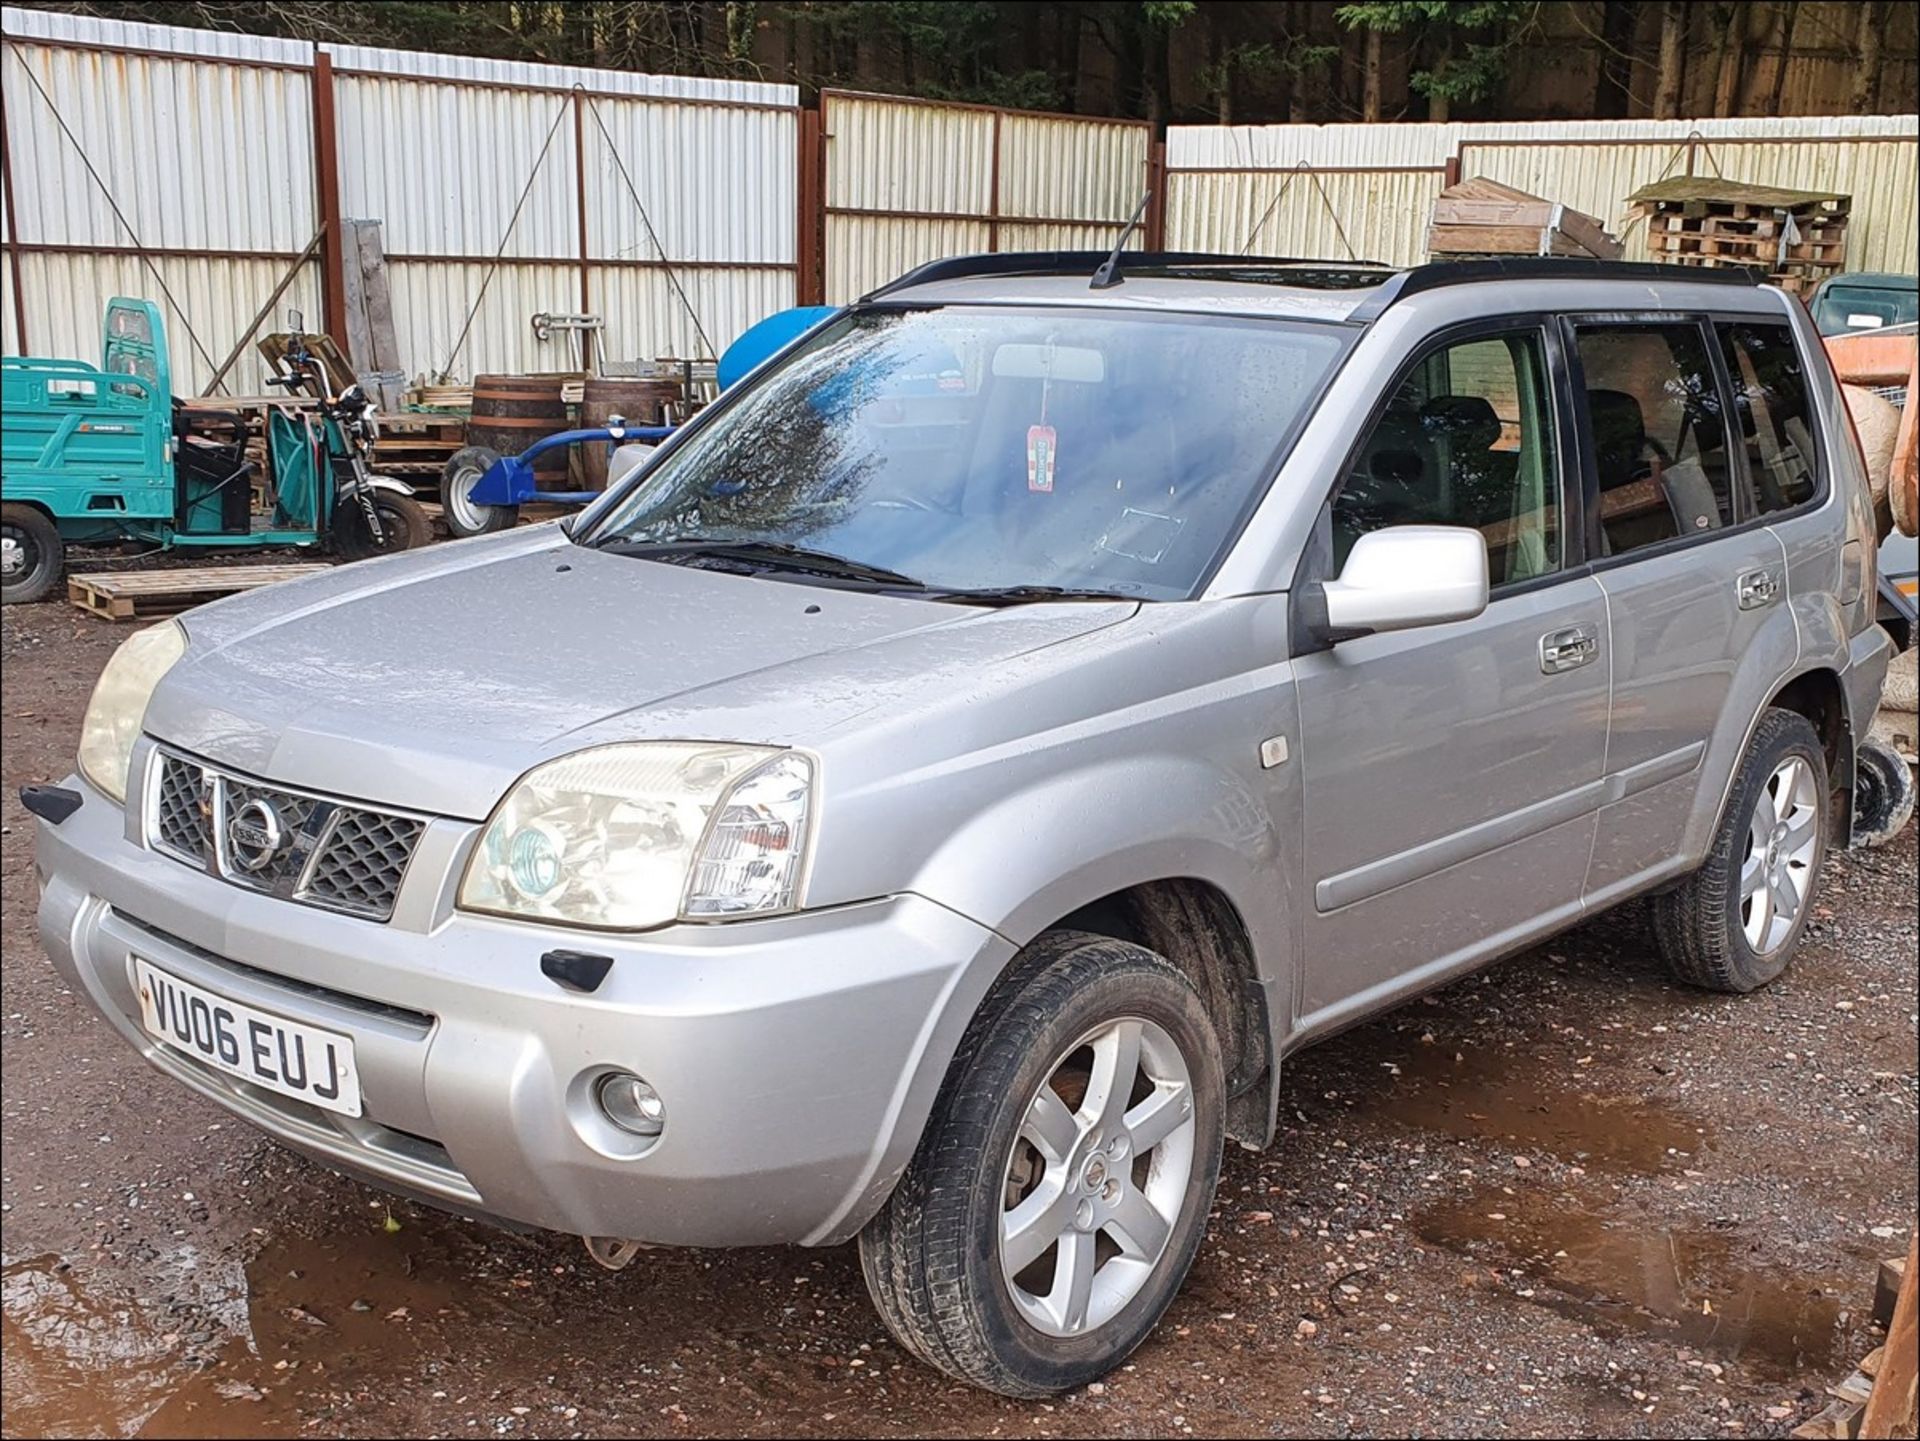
<box><xmin>1027</xmin><ymin>424</ymin><xmax>1058</xmax><ymax>493</ymax></box>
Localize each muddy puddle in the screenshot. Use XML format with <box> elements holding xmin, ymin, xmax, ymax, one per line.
<box><xmin>1361</xmin><ymin>1034</ymin><xmax>1837</xmax><ymax>1378</ymax></box>
<box><xmin>1414</xmin><ymin>1192</ymin><xmax>1842</xmax><ymax>1376</ymax></box>
<box><xmin>3</xmin><ymin>1207</ymin><xmax>518</xmax><ymax>1438</ymax></box>
<box><xmin>1362</xmin><ymin>1031</ymin><xmax>1711</xmax><ymax>1171</ymax></box>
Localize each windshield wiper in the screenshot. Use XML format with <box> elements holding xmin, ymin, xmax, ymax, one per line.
<box><xmin>601</xmin><ymin>537</ymin><xmax>928</xmax><ymax>589</ymax></box>
<box><xmin>920</xmin><ymin>584</ymin><xmax>1138</xmax><ymax>607</ymax></box>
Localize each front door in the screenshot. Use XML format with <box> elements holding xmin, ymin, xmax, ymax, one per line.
<box><xmin>1292</xmin><ymin>321</ymin><xmax>1611</xmax><ymax>1034</ymax></box>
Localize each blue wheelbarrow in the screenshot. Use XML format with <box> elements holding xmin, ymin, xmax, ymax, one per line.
<box><xmin>438</xmin><ymin>421</ymin><xmax>674</xmax><ymax>538</ymax></box>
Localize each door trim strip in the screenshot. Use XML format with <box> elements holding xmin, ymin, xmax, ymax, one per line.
<box><xmin>1313</xmin><ymin>741</ymin><xmax>1704</xmax><ymax>913</ymax></box>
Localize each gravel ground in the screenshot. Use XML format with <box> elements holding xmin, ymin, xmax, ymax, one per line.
<box><xmin>2</xmin><ymin>597</ymin><xmax>1915</xmax><ymax>1440</ymax></box>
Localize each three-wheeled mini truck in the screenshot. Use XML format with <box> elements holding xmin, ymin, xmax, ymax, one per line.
<box><xmin>2</xmin><ymin>299</ymin><xmax>429</xmax><ymax>604</ymax></box>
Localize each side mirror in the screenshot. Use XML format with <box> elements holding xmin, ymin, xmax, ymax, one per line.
<box><xmin>1319</xmin><ymin>526</ymin><xmax>1489</xmax><ymax>637</ymax></box>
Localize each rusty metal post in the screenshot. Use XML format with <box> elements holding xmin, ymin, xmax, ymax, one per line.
<box><xmin>797</xmin><ymin>105</ymin><xmax>824</xmax><ymax>305</ymax></box>
<box><xmin>573</xmin><ymin>90</ymin><xmax>594</xmax><ymax>372</ymax></box>
<box><xmin>0</xmin><ymin>95</ymin><xmax>27</xmax><ymax>351</ymax></box>
<box><xmin>1146</xmin><ymin>139</ymin><xmax>1168</xmax><ymax>251</ymax></box>
<box><xmin>311</xmin><ymin>48</ymin><xmax>348</xmax><ymax>351</ymax></box>
<box><xmin>987</xmin><ymin>110</ymin><xmax>1002</xmax><ymax>253</ymax></box>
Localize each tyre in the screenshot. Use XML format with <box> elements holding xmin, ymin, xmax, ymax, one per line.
<box><xmin>1653</xmin><ymin>708</ymin><xmax>1830</xmax><ymax>993</ymax></box>
<box><xmin>331</xmin><ymin>492</ymin><xmax>431</xmax><ymax>562</ymax></box>
<box><xmin>440</xmin><ymin>446</ymin><xmax>517</xmax><ymax>538</ymax></box>
<box><xmin>1853</xmin><ymin>736</ymin><xmax>1916</xmax><ymax>848</ymax></box>
<box><xmin>858</xmin><ymin>930</ymin><xmax>1224</xmax><ymax>1398</ymax></box>
<box><xmin>1</xmin><ymin>503</ymin><xmax>64</xmax><ymax>605</ymax></box>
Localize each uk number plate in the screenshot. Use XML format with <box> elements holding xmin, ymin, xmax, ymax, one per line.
<box><xmin>133</xmin><ymin>957</ymin><xmax>362</xmax><ymax>1117</ymax></box>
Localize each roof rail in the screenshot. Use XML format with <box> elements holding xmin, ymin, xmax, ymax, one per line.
<box><xmin>863</xmin><ymin>250</ymin><xmax>1393</xmax><ymax>301</ymax></box>
<box><xmin>1345</xmin><ymin>256</ymin><xmax>1763</xmax><ymax>323</ymax></box>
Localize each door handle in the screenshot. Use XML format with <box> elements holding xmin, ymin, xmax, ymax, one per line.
<box><xmin>1737</xmin><ymin>568</ymin><xmax>1779</xmax><ymax>610</ymax></box>
<box><xmin>1539</xmin><ymin>624</ymin><xmax>1600</xmax><ymax>674</ymax></box>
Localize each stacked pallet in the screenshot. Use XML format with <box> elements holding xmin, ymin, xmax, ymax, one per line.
<box><xmin>1428</xmin><ymin>178</ymin><xmax>1624</xmax><ymax>261</ymax></box>
<box><xmin>371</xmin><ymin>411</ymin><xmax>467</xmax><ymax>479</ymax></box>
<box><xmin>1628</xmin><ymin>177</ymin><xmax>1849</xmax><ymax>294</ymax></box>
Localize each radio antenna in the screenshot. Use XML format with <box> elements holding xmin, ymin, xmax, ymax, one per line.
<box><xmin>1091</xmin><ymin>192</ymin><xmax>1153</xmax><ymax>290</ymax></box>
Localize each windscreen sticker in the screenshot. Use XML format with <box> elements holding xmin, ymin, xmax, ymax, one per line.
<box><xmin>1027</xmin><ymin>424</ymin><xmax>1058</xmax><ymax>494</ymax></box>
<box><xmin>1098</xmin><ymin>507</ymin><xmax>1185</xmax><ymax>565</ymax></box>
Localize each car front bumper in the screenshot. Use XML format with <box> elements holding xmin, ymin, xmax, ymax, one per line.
<box><xmin>34</xmin><ymin>766</ymin><xmax>1013</xmax><ymax>1248</ymax></box>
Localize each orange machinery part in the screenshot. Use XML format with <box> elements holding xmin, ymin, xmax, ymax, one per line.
<box><xmin>1826</xmin><ymin>331</ymin><xmax>1919</xmax><ymax>539</ymax></box>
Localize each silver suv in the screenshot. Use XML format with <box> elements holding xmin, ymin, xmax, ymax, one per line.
<box><xmin>28</xmin><ymin>255</ymin><xmax>1892</xmax><ymax>1397</ymax></box>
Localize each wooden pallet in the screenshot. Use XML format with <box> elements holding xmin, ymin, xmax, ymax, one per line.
<box><xmin>68</xmin><ymin>564</ymin><xmax>331</xmax><ymax>621</ymax></box>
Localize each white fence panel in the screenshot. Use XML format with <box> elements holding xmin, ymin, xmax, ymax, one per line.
<box><xmin>12</xmin><ymin>250</ymin><xmax>321</xmax><ymax>392</ymax></box>
<box><xmin>822</xmin><ymin>92</ymin><xmax>1150</xmax><ymax>303</ymax></box>
<box><xmin>1168</xmin><ymin>114</ymin><xmax>1920</xmax><ymax>276</ymax></box>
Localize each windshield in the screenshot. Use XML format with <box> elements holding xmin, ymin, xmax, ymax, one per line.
<box><xmin>585</xmin><ymin>306</ymin><xmax>1347</xmax><ymax>599</ymax></box>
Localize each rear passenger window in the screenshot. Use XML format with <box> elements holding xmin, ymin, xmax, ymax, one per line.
<box><xmin>1574</xmin><ymin>323</ymin><xmax>1734</xmax><ymax>556</ymax></box>
<box><xmin>1719</xmin><ymin>322</ymin><xmax>1819</xmax><ymax>513</ymax></box>
<box><xmin>1335</xmin><ymin>329</ymin><xmax>1561</xmax><ymax>588</ymax></box>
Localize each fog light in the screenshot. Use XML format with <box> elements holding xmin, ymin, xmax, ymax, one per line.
<box><xmin>595</xmin><ymin>1072</ymin><xmax>665</xmax><ymax>1137</ymax></box>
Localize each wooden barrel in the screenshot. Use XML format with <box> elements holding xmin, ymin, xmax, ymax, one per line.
<box><xmin>467</xmin><ymin>374</ymin><xmax>578</xmax><ymax>480</ymax></box>
<box><xmin>578</xmin><ymin>378</ymin><xmax>685</xmax><ymax>490</ymax></box>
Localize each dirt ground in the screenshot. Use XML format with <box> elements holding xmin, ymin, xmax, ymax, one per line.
<box><xmin>2</xmin><ymin>595</ymin><xmax>1916</xmax><ymax>1441</ymax></box>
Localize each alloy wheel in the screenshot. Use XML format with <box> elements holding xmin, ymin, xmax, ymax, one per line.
<box><xmin>1741</xmin><ymin>754</ymin><xmax>1820</xmax><ymax>955</ymax></box>
<box><xmin>998</xmin><ymin>1016</ymin><xmax>1196</xmax><ymax>1338</ymax></box>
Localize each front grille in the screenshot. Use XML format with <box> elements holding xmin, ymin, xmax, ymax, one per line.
<box><xmin>147</xmin><ymin>750</ymin><xmax>428</xmax><ymax>923</ymax></box>
<box><xmin>154</xmin><ymin>755</ymin><xmax>214</xmax><ymax>862</ymax></box>
<box><xmin>304</xmin><ymin>809</ymin><xmax>426</xmax><ymax>919</ymax></box>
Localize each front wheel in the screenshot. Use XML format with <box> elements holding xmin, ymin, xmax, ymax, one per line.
<box><xmin>859</xmin><ymin>931</ymin><xmax>1224</xmax><ymax>1397</ymax></box>
<box><xmin>2</xmin><ymin>503</ymin><xmax>64</xmax><ymax>605</ymax></box>
<box><xmin>440</xmin><ymin>446</ymin><xmax>517</xmax><ymax>538</ymax></box>
<box><xmin>331</xmin><ymin>492</ymin><xmax>430</xmax><ymax>562</ymax></box>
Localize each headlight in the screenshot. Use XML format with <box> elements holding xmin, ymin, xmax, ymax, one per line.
<box><xmin>458</xmin><ymin>743</ymin><xmax>815</xmax><ymax>930</ymax></box>
<box><xmin>78</xmin><ymin>620</ymin><xmax>186</xmax><ymax>803</ymax></box>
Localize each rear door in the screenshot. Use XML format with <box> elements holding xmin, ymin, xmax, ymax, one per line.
<box><xmin>1292</xmin><ymin>318</ymin><xmax>1611</xmax><ymax>1033</ymax></box>
<box><xmin>1570</xmin><ymin>317</ymin><xmax>1793</xmax><ymax>903</ymax></box>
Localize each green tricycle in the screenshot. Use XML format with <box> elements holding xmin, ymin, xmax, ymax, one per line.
<box><xmin>2</xmin><ymin>299</ymin><xmax>429</xmax><ymax>604</ymax></box>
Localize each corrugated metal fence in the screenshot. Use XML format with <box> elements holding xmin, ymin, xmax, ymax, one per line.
<box><xmin>1168</xmin><ymin>116</ymin><xmax>1919</xmax><ymax>273</ymax></box>
<box><xmin>817</xmin><ymin>90</ymin><xmax>1156</xmax><ymax>303</ymax></box>
<box><xmin>0</xmin><ymin>6</ymin><xmax>799</xmax><ymax>392</ymax></box>
<box><xmin>4</xmin><ymin>4</ymin><xmax>1915</xmax><ymax>397</ymax></box>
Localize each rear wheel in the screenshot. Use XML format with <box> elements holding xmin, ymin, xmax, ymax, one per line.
<box><xmin>1652</xmin><ymin>708</ymin><xmax>1829</xmax><ymax>992</ymax></box>
<box><xmin>859</xmin><ymin>931</ymin><xmax>1224</xmax><ymax>1397</ymax></box>
<box><xmin>440</xmin><ymin>446</ymin><xmax>517</xmax><ymax>538</ymax></box>
<box><xmin>1</xmin><ymin>503</ymin><xmax>63</xmax><ymax>605</ymax></box>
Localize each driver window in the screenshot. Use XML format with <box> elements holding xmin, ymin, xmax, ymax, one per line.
<box><xmin>1572</xmin><ymin>322</ymin><xmax>1734</xmax><ymax>556</ymax></box>
<box><xmin>1334</xmin><ymin>328</ymin><xmax>1561</xmax><ymax>588</ymax></box>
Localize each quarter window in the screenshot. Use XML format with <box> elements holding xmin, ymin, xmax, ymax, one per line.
<box><xmin>1719</xmin><ymin>322</ymin><xmax>1819</xmax><ymax>513</ymax></box>
<box><xmin>1573</xmin><ymin>323</ymin><xmax>1735</xmax><ymax>556</ymax></box>
<box><xmin>1334</xmin><ymin>330</ymin><xmax>1561</xmax><ymax>587</ymax></box>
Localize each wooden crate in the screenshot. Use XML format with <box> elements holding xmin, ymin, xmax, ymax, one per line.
<box><xmin>68</xmin><ymin>563</ymin><xmax>330</xmax><ymax>621</ymax></box>
<box><xmin>1428</xmin><ymin>177</ymin><xmax>1623</xmax><ymax>261</ymax></box>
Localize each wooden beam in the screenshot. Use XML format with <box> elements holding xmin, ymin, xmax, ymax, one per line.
<box><xmin>1862</xmin><ymin>1233</ymin><xmax>1918</xmax><ymax>1438</ymax></box>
